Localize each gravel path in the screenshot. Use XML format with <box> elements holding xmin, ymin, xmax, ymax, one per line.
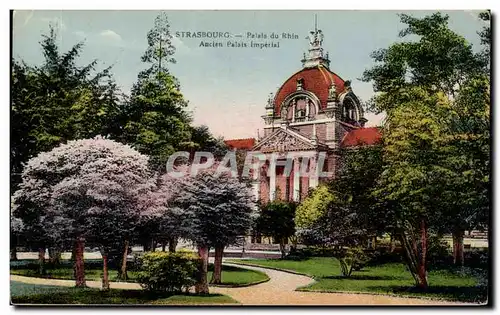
<box><xmin>11</xmin><ymin>263</ymin><xmax>467</xmax><ymax>306</ymax></box>
<box><xmin>211</xmin><ymin>263</ymin><xmax>466</xmax><ymax>305</ymax></box>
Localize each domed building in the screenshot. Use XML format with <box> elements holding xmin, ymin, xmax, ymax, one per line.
<box><xmin>225</xmin><ymin>24</ymin><xmax>381</xmax><ymax>204</ymax></box>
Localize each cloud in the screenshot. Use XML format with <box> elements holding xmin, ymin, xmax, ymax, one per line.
<box><xmin>99</xmin><ymin>29</ymin><xmax>122</xmax><ymax>42</ymax></box>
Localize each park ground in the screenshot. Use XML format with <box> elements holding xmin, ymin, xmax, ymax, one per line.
<box><xmin>10</xmin><ymin>255</ymin><xmax>487</xmax><ymax>305</ymax></box>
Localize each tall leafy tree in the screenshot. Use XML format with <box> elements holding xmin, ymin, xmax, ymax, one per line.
<box><xmin>256</xmin><ymin>201</ymin><xmax>297</xmax><ymax>259</ymax></box>
<box><xmin>186</xmin><ymin>125</ymin><xmax>228</xmax><ymax>159</ymax></box>
<box><xmin>361</xmin><ymin>12</ymin><xmax>484</xmax><ymax>113</ymax></box>
<box><xmin>140</xmin><ymin>11</ymin><xmax>177</xmax><ymax>80</ymax></box>
<box><xmin>362</xmin><ymin>12</ymin><xmax>490</xmax><ymax>267</ymax></box>
<box><xmin>12</xmin><ymin>137</ymin><xmax>152</xmax><ymax>289</ymax></box>
<box><xmin>11</xmin><ymin>26</ymin><xmax>121</xmax><ymax>189</ymax></box>
<box><xmin>373</xmin><ymin>88</ymin><xmax>454</xmax><ymax>288</ymax></box>
<box><xmin>121</xmin><ymin>73</ymin><xmax>192</xmax><ymax>169</ymax></box>
<box><xmin>296</xmin><ymin>146</ymin><xmax>384</xmax><ymax>276</ymax></box>
<box><xmin>174</xmin><ymin>166</ymin><xmax>255</xmax><ymax>289</ymax></box>
<box><xmin>120</xmin><ymin>12</ymin><xmax>192</xmax><ymax>170</ymax></box>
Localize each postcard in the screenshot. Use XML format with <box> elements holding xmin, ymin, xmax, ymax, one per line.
<box><xmin>10</xmin><ymin>10</ymin><xmax>490</xmax><ymax>306</ymax></box>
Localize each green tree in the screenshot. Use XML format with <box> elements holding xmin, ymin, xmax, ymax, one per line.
<box><xmin>11</xmin><ymin>25</ymin><xmax>121</xmax><ymax>189</ymax></box>
<box><xmin>139</xmin><ymin>11</ymin><xmax>177</xmax><ymax>80</ymax></box>
<box><xmin>362</xmin><ymin>12</ymin><xmax>490</xmax><ymax>268</ymax></box>
<box><xmin>256</xmin><ymin>201</ymin><xmax>296</xmax><ymax>259</ymax></box>
<box><xmin>119</xmin><ymin>13</ymin><xmax>192</xmax><ymax>170</ymax></box>
<box><xmin>334</xmin><ymin>145</ymin><xmax>386</xmax><ymax>238</ymax></box>
<box><xmin>186</xmin><ymin>125</ymin><xmax>228</xmax><ymax>159</ymax></box>
<box><xmin>373</xmin><ymin>88</ymin><xmax>454</xmax><ymax>289</ymax></box>
<box><xmin>361</xmin><ymin>12</ymin><xmax>484</xmax><ymax>113</ymax></box>
<box><xmin>121</xmin><ymin>73</ymin><xmax>192</xmax><ymax>169</ymax></box>
<box><xmin>175</xmin><ymin>166</ymin><xmax>255</xmax><ymax>289</ymax></box>
<box><xmin>295</xmin><ymin>184</ymin><xmax>333</xmax><ymax>231</ymax></box>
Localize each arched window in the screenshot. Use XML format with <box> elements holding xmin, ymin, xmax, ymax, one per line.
<box><xmin>341</xmin><ymin>98</ymin><xmax>358</xmax><ymax>124</ymax></box>
<box><xmin>281</xmin><ymin>94</ymin><xmax>319</xmax><ymax>122</ymax></box>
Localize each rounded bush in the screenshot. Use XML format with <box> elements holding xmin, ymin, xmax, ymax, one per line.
<box><xmin>136</xmin><ymin>251</ymin><xmax>199</xmax><ymax>293</ymax></box>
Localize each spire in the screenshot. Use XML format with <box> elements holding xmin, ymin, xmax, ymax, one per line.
<box><xmin>301</xmin><ymin>15</ymin><xmax>330</xmax><ymax>69</ymax></box>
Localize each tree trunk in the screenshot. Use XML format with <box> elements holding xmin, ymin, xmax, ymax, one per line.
<box><xmin>210</xmin><ymin>245</ymin><xmax>224</xmax><ymax>284</ymax></box>
<box><xmin>143</xmin><ymin>240</ymin><xmax>151</xmax><ymax>252</ymax></box>
<box><xmin>195</xmin><ymin>246</ymin><xmax>209</xmax><ymax>294</ymax></box>
<box><xmin>74</xmin><ymin>237</ymin><xmax>86</xmax><ymax>287</ymax></box>
<box><xmin>119</xmin><ymin>240</ymin><xmax>129</xmax><ymax>280</ymax></box>
<box><xmin>38</xmin><ymin>247</ymin><xmax>45</xmax><ymax>275</ymax></box>
<box><xmin>452</xmin><ymin>229</ymin><xmax>465</xmax><ymax>266</ymax></box>
<box><xmin>49</xmin><ymin>247</ymin><xmax>61</xmax><ymax>265</ymax></box>
<box><xmin>10</xmin><ymin>246</ymin><xmax>17</xmax><ymax>261</ymax></box>
<box><xmin>101</xmin><ymin>253</ymin><xmax>110</xmax><ymax>291</ymax></box>
<box><xmin>161</xmin><ymin>241</ymin><xmax>166</xmax><ymax>252</ymax></box>
<box><xmin>390</xmin><ymin>234</ymin><xmax>396</xmax><ymax>253</ymax></box>
<box><xmin>417</xmin><ymin>219</ymin><xmax>428</xmax><ymax>289</ymax></box>
<box><xmin>168</xmin><ymin>237</ymin><xmax>178</xmax><ymax>252</ymax></box>
<box><xmin>71</xmin><ymin>244</ymin><xmax>76</xmax><ymax>262</ymax></box>
<box><xmin>279</xmin><ymin>238</ymin><xmax>286</xmax><ymax>259</ymax></box>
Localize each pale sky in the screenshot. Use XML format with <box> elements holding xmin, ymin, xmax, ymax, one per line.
<box><xmin>12</xmin><ymin>10</ymin><xmax>486</xmax><ymax>140</ymax></box>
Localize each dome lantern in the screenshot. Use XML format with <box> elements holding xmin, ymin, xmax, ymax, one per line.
<box><xmin>301</xmin><ymin>15</ymin><xmax>330</xmax><ymax>69</ymax></box>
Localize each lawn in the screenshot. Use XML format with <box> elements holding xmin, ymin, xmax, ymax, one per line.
<box><xmin>10</xmin><ymin>259</ymin><xmax>269</xmax><ymax>287</ymax></box>
<box><xmin>11</xmin><ymin>281</ymin><xmax>238</xmax><ymax>305</ymax></box>
<box><xmin>227</xmin><ymin>257</ymin><xmax>487</xmax><ymax>303</ymax></box>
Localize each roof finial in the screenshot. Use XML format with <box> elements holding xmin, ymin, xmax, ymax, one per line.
<box><xmin>301</xmin><ymin>14</ymin><xmax>330</xmax><ymax>69</ymax></box>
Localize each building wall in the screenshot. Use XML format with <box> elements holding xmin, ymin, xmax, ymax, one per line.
<box><xmin>316</xmin><ymin>123</ymin><xmax>327</xmax><ymax>141</ymax></box>
<box><xmin>293</xmin><ymin>124</ymin><xmax>313</xmax><ymax>137</ymax></box>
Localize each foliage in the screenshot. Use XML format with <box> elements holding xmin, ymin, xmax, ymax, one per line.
<box><xmin>365</xmin><ymin>247</ymin><xmax>404</xmax><ymax>266</ymax></box>
<box><xmin>12</xmin><ymin>137</ymin><xmax>153</xmax><ymax>270</ymax></box>
<box><xmin>336</xmin><ymin>246</ymin><xmax>369</xmax><ymax>276</ymax></box>
<box><xmin>295</xmin><ymin>185</ymin><xmax>333</xmax><ymax>230</ymax></box>
<box><xmin>256</xmin><ymin>201</ymin><xmax>296</xmax><ymax>258</ymax></box>
<box><xmin>175</xmin><ymin>167</ymin><xmax>256</xmax><ymax>248</ymax></box>
<box><xmin>139</xmin><ymin>11</ymin><xmax>177</xmax><ymax>80</ymax></box>
<box><xmin>11</xmin><ymin>26</ymin><xmax>121</xmax><ymax>189</ymax></box>
<box><xmin>425</xmin><ymin>234</ymin><xmax>452</xmax><ymax>270</ymax></box>
<box><xmin>120</xmin><ymin>72</ymin><xmax>192</xmax><ymax>170</ymax></box>
<box><xmin>136</xmin><ymin>251</ymin><xmax>199</xmax><ymax>293</ymax></box>
<box><xmin>184</xmin><ymin>125</ymin><xmax>228</xmax><ymax>159</ymax></box>
<box><xmin>361</xmin><ymin>12</ymin><xmax>484</xmax><ymax>113</ymax></box>
<box><xmin>136</xmin><ymin>173</ymin><xmax>189</xmax><ymax>251</ymax></box>
<box><xmin>362</xmin><ymin>11</ymin><xmax>490</xmax><ymax>285</ymax></box>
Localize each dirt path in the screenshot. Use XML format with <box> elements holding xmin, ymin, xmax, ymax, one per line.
<box><xmin>211</xmin><ymin>263</ymin><xmax>466</xmax><ymax>305</ymax></box>
<box><xmin>11</xmin><ymin>263</ymin><xmax>467</xmax><ymax>305</ymax></box>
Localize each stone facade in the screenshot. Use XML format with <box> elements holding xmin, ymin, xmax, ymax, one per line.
<box><xmin>225</xmin><ymin>25</ymin><xmax>381</xmax><ymax>207</ymax></box>
<box><xmin>251</xmin><ymin>25</ymin><xmax>369</xmax><ymax>204</ymax></box>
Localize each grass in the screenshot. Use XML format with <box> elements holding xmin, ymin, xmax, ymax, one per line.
<box><xmin>227</xmin><ymin>257</ymin><xmax>487</xmax><ymax>303</ymax></box>
<box><xmin>10</xmin><ymin>259</ymin><xmax>269</xmax><ymax>287</ymax></box>
<box><xmin>11</xmin><ymin>281</ymin><xmax>238</xmax><ymax>305</ymax></box>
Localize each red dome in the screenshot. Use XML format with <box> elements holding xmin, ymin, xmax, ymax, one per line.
<box><xmin>274</xmin><ymin>66</ymin><xmax>345</xmax><ymax>115</ymax></box>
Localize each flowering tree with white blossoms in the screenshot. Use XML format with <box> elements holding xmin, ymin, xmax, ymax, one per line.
<box><xmin>174</xmin><ymin>165</ymin><xmax>256</xmax><ymax>291</ymax></box>
<box><xmin>12</xmin><ymin>136</ymin><xmax>152</xmax><ymax>290</ymax></box>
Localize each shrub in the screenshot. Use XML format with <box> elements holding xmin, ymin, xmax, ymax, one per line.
<box><xmin>365</xmin><ymin>246</ymin><xmax>403</xmax><ymax>266</ymax></box>
<box><xmin>426</xmin><ymin>235</ymin><xmax>453</xmax><ymax>270</ymax></box>
<box><xmin>136</xmin><ymin>251</ymin><xmax>199</xmax><ymax>294</ymax></box>
<box><xmin>334</xmin><ymin>246</ymin><xmax>369</xmax><ymax>276</ymax></box>
<box><xmin>464</xmin><ymin>248</ymin><xmax>488</xmax><ymax>269</ymax></box>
